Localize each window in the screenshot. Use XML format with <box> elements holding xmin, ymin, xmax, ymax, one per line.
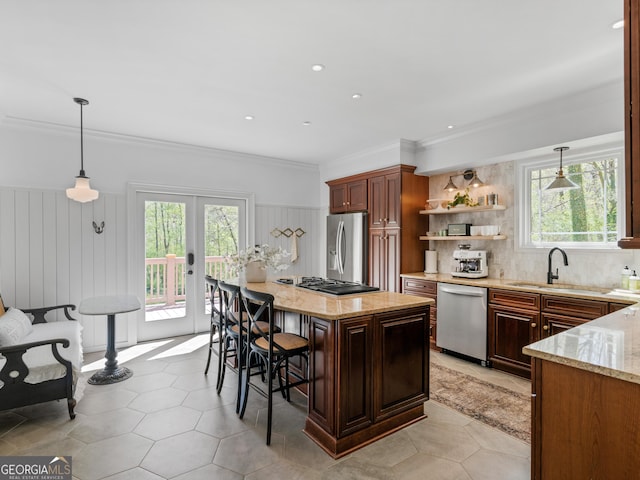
<box><xmin>519</xmin><ymin>147</ymin><xmax>624</xmax><ymax>249</ymax></box>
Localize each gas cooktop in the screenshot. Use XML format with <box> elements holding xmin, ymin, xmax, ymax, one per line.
<box><xmin>293</xmin><ymin>277</ymin><xmax>379</xmax><ymax>296</ymax></box>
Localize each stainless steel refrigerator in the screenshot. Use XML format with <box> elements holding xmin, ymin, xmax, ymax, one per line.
<box><xmin>326</xmin><ymin>212</ymin><xmax>368</xmax><ymax>283</ymax></box>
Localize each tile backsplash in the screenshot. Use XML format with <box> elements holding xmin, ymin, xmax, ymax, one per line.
<box><xmin>425</xmin><ymin>161</ymin><xmax>638</xmax><ymax>289</ymax></box>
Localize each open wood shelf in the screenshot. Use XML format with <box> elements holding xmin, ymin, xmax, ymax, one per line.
<box><xmin>419</xmin><ymin>205</ymin><xmax>506</xmax><ymax>215</ymax></box>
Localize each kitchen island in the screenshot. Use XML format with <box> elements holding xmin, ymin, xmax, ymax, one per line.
<box><xmin>523</xmin><ymin>306</ymin><xmax>640</xmax><ymax>479</ymax></box>
<box><xmin>242</xmin><ymin>280</ymin><xmax>433</xmax><ymax>458</ymax></box>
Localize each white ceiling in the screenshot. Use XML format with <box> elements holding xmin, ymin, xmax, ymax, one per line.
<box><xmin>0</xmin><ymin>1</ymin><xmax>624</xmax><ymax>165</ymax></box>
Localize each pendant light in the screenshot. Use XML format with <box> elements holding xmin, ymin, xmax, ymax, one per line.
<box><xmin>545</xmin><ymin>146</ymin><xmax>579</xmax><ymax>192</ymax></box>
<box><xmin>444</xmin><ymin>176</ymin><xmax>459</xmax><ymax>192</ymax></box>
<box><xmin>66</xmin><ymin>97</ymin><xmax>99</xmax><ymax>203</ymax></box>
<box><xmin>466</xmin><ymin>169</ymin><xmax>485</xmax><ymax>188</ymax></box>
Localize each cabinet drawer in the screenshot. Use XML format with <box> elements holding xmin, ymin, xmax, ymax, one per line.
<box><xmin>489</xmin><ymin>288</ymin><xmax>540</xmax><ymax>310</ymax></box>
<box><xmin>402</xmin><ymin>278</ymin><xmax>437</xmax><ymax>296</ymax></box>
<box><xmin>541</xmin><ymin>295</ymin><xmax>608</xmax><ymax>320</ymax></box>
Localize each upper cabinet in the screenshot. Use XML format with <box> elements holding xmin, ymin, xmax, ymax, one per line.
<box><xmin>328</xmin><ymin>178</ymin><xmax>368</xmax><ymax>213</ymax></box>
<box><xmin>369</xmin><ymin>172</ymin><xmax>401</xmax><ymax>228</ymax></box>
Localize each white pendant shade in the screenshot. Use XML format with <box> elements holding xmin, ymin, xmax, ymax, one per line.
<box><xmin>66</xmin><ymin>176</ymin><xmax>99</xmax><ymax>203</ymax></box>
<box><xmin>67</xmin><ymin>97</ymin><xmax>99</xmax><ymax>203</ymax></box>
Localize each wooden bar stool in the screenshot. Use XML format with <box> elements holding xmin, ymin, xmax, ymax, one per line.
<box><xmin>239</xmin><ymin>286</ymin><xmax>309</xmax><ymax>445</ymax></box>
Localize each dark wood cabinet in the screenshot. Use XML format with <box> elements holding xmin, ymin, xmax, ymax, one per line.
<box><xmin>488</xmin><ymin>298</ymin><xmax>540</xmax><ymax>378</ymax></box>
<box><xmin>328</xmin><ymin>179</ymin><xmax>368</xmax><ymax>213</ymax></box>
<box><xmin>531</xmin><ymin>359</ymin><xmax>640</xmax><ymax>479</ymax></box>
<box><xmin>306</xmin><ymin>305</ymin><xmax>429</xmax><ymax>457</ymax></box>
<box><xmin>619</xmin><ymin>0</ymin><xmax>640</xmax><ymax>248</ymax></box>
<box><xmin>327</xmin><ymin>165</ymin><xmax>428</xmax><ymax>292</ymax></box>
<box><xmin>369</xmin><ymin>228</ymin><xmax>400</xmax><ymax>293</ymax></box>
<box><xmin>402</xmin><ymin>277</ymin><xmax>438</xmax><ymax>350</ymax></box>
<box><xmin>489</xmin><ymin>289</ymin><xmax>619</xmax><ymax>378</ymax></box>
<box><xmin>369</xmin><ymin>172</ymin><xmax>401</xmax><ymax>229</ymax></box>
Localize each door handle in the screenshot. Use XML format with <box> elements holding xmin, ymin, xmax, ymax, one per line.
<box><xmin>187</xmin><ymin>253</ymin><xmax>194</xmax><ymax>275</ymax></box>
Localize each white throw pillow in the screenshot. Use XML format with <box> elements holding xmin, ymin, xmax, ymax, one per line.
<box><xmin>0</xmin><ymin>308</ymin><xmax>34</xmax><ymax>347</ymax></box>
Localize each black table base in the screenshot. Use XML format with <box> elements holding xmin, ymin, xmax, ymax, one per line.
<box><xmin>88</xmin><ymin>313</ymin><xmax>133</xmax><ymax>385</ymax></box>
<box><xmin>88</xmin><ymin>366</ymin><xmax>133</xmax><ymax>385</ymax></box>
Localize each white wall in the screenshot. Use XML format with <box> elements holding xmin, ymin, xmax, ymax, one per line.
<box><xmin>0</xmin><ymin>121</ymin><xmax>324</xmax><ymax>351</ymax></box>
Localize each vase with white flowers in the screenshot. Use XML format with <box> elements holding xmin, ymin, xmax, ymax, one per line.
<box><xmin>224</xmin><ymin>244</ymin><xmax>291</xmax><ymax>282</ymax></box>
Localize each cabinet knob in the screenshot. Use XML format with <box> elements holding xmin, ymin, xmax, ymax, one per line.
<box><xmin>542</xmin><ymin>325</ymin><xmax>549</xmax><ymax>331</ymax></box>
<box><xmin>342</xmin><ymin>202</ymin><xmax>346</xmax><ymax>206</ymax></box>
<box><xmin>531</xmin><ymin>323</ymin><xmax>537</xmax><ymax>328</ymax></box>
<box><xmin>346</xmin><ymin>202</ymin><xmax>350</xmax><ymax>205</ymax></box>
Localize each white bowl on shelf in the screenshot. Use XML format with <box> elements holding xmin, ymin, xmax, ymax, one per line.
<box><xmin>470</xmin><ymin>226</ymin><xmax>482</xmax><ymax>236</ymax></box>
<box><xmin>426</xmin><ymin>198</ymin><xmax>446</xmax><ymax>210</ymax></box>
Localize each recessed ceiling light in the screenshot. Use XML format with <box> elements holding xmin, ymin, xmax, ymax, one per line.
<box><xmin>612</xmin><ymin>19</ymin><xmax>624</xmax><ymax>29</ymax></box>
<box><xmin>447</xmin><ymin>125</ymin><xmax>455</xmax><ymax>129</ymax></box>
<box><xmin>303</xmin><ymin>121</ymin><xmax>312</xmax><ymax>126</ymax></box>
<box><xmin>311</xmin><ymin>64</ymin><xmax>325</xmax><ymax>72</ymax></box>
<box><xmin>352</xmin><ymin>93</ymin><xmax>362</xmax><ymax>99</ymax></box>
<box><xmin>244</xmin><ymin>115</ymin><xmax>254</xmax><ymax>120</ymax></box>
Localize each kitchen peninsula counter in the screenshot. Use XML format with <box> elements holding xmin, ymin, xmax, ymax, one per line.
<box><xmin>241</xmin><ymin>280</ymin><xmax>433</xmax><ymax>458</ymax></box>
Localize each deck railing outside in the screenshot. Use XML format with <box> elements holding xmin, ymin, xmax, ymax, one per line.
<box><xmin>146</xmin><ymin>255</ymin><xmax>231</xmax><ymax>306</ymax></box>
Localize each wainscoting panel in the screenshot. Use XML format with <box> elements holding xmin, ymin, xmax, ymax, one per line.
<box><xmin>255</xmin><ymin>204</ymin><xmax>324</xmax><ymax>278</ymax></box>
<box><xmin>0</xmin><ymin>187</ymin><xmax>130</xmax><ymax>351</ymax></box>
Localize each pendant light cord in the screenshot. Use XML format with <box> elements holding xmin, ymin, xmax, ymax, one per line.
<box><xmin>79</xmin><ymin>101</ymin><xmax>85</xmax><ymax>177</ymax></box>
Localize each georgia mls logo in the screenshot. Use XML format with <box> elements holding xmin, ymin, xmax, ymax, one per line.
<box><xmin>0</xmin><ymin>456</ymin><xmax>72</xmax><ymax>480</ymax></box>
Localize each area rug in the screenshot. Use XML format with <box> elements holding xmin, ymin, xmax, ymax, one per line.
<box><xmin>429</xmin><ymin>363</ymin><xmax>531</xmax><ymax>443</ymax></box>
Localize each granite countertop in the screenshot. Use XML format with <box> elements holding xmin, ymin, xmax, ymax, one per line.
<box><xmin>401</xmin><ymin>272</ymin><xmax>640</xmax><ymax>304</ymax></box>
<box><xmin>237</xmin><ymin>280</ymin><xmax>433</xmax><ymax>321</ymax></box>
<box><xmin>401</xmin><ymin>272</ymin><xmax>640</xmax><ymax>384</ymax></box>
<box><xmin>523</xmin><ymin>308</ymin><xmax>640</xmax><ymax>385</ymax></box>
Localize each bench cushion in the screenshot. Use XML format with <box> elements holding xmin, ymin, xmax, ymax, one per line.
<box><xmin>0</xmin><ymin>320</ymin><xmax>83</xmax><ymax>384</ymax></box>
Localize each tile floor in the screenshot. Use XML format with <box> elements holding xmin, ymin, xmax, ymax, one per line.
<box><xmin>0</xmin><ymin>335</ymin><xmax>532</xmax><ymax>479</ymax></box>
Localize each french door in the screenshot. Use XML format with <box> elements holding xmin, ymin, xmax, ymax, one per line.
<box><xmin>131</xmin><ymin>186</ymin><xmax>251</xmax><ymax>342</ymax></box>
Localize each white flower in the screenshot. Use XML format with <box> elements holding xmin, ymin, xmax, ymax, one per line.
<box><xmin>224</xmin><ymin>244</ymin><xmax>291</xmax><ymax>275</ymax></box>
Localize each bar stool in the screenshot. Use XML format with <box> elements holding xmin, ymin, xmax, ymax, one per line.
<box><xmin>239</xmin><ymin>286</ymin><xmax>309</xmax><ymax>445</ymax></box>
<box><xmin>217</xmin><ymin>281</ymin><xmax>279</xmax><ymax>412</ymax></box>
<box><xmin>203</xmin><ymin>275</ymin><xmax>221</xmax><ymax>376</ymax></box>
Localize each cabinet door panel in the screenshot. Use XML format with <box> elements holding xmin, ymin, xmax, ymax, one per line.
<box><xmin>347</xmin><ymin>180</ymin><xmax>367</xmax><ymax>211</ymax></box>
<box><xmin>329</xmin><ymin>184</ymin><xmax>348</xmax><ymax>213</ymax></box>
<box><xmin>308</xmin><ymin>317</ymin><xmax>335</xmax><ymax>434</ymax></box>
<box><xmin>374</xmin><ymin>309</ymin><xmax>428</xmax><ymax>421</ymax></box>
<box><xmin>542</xmin><ymin>295</ymin><xmax>607</xmax><ymax>320</ymax></box>
<box><xmin>338</xmin><ymin>317</ymin><xmax>373</xmax><ymax>436</ymax></box>
<box><xmin>488</xmin><ymin>305</ymin><xmax>539</xmax><ymax>377</ymax></box>
<box><xmin>369</xmin><ymin>176</ymin><xmax>386</xmax><ymax>228</ymax></box>
<box><xmin>384</xmin><ymin>172</ymin><xmax>401</xmax><ymax>228</ymax></box>
<box><xmin>541</xmin><ymin>313</ymin><xmax>588</xmax><ymax>338</ymax></box>
<box><xmin>385</xmin><ymin>229</ymin><xmax>400</xmax><ymax>293</ymax></box>
<box><xmin>369</xmin><ymin>229</ymin><xmax>385</xmax><ymax>290</ymax></box>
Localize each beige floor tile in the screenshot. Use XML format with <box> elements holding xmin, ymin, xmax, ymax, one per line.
<box><xmin>213</xmin><ymin>429</ymin><xmax>283</xmax><ymax>475</ymax></box>
<box><xmin>134</xmin><ymin>405</ymin><xmax>202</xmax><ymax>440</ymax></box>
<box><xmin>164</xmin><ymin>357</ymin><xmax>208</xmax><ymax>375</ymax></box>
<box><xmin>69</xmin><ymin>407</ymin><xmax>144</xmax><ymax>443</ymax></box>
<box><xmin>20</xmin><ymin>436</ymin><xmax>87</xmax><ymax>458</ymax></box>
<box><xmin>123</xmin><ymin>371</ymin><xmax>178</xmax><ymax>393</ymax></box>
<box><xmin>351</xmin><ymin>430</ymin><xmax>418</xmax><ymax>467</ymax></box>
<box><xmin>182</xmin><ymin>384</ymin><xmax>237</xmax><ymax>411</ymax></box>
<box><xmin>72</xmin><ymin>432</ymin><xmax>153</xmax><ymax>480</ymax></box>
<box><xmin>462</xmin><ymin>449</ymin><xmax>530</xmax><ymax>480</ymax></box>
<box><xmin>283</xmin><ymin>430</ymin><xmax>343</xmax><ymax>471</ymax></box>
<box><xmin>246</xmin><ymin>458</ymin><xmax>323</xmax><ymax>480</ymax></box>
<box><xmin>172</xmin><ymin>463</ymin><xmax>243</xmax><ymax>480</ymax></box>
<box><xmin>321</xmin><ymin>456</ymin><xmax>395</xmax><ymax>480</ymax></box>
<box><xmin>102</xmin><ymin>467</ymin><xmax>165</xmax><ymax>480</ymax></box>
<box><xmin>74</xmin><ymin>388</ymin><xmax>138</xmax><ymax>416</ymax></box>
<box><xmin>0</xmin><ymin>411</ymin><xmax>27</xmax><ymax>435</ymax></box>
<box><xmin>393</xmin><ymin>452</ymin><xmax>473</xmax><ymax>480</ymax></box>
<box><xmin>424</xmin><ymin>401</ymin><xmax>475</xmax><ymax>427</ymax></box>
<box><xmin>140</xmin><ymin>430</ymin><xmax>219</xmax><ymax>478</ymax></box>
<box><xmin>173</xmin><ymin>370</ymin><xmax>220</xmax><ymax>392</ymax></box>
<box><xmin>464</xmin><ymin>421</ymin><xmax>530</xmax><ymax>458</ymax></box>
<box><xmin>406</xmin><ymin>421</ymin><xmax>481</xmax><ymax>462</ymax></box>
<box><xmin>195</xmin><ymin>403</ymin><xmax>251</xmax><ymax>438</ymax></box>
<box><xmin>128</xmin><ymin>387</ymin><xmax>188</xmax><ymax>413</ymax></box>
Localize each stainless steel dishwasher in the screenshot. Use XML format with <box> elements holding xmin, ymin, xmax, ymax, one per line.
<box><xmin>436</xmin><ymin>282</ymin><xmax>489</xmax><ymax>365</ymax></box>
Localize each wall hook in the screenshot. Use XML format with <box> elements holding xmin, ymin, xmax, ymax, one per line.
<box><xmin>93</xmin><ymin>221</ymin><xmax>105</xmax><ymax>234</ymax></box>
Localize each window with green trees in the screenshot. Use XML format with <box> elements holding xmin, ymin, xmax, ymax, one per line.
<box><xmin>522</xmin><ymin>148</ymin><xmax>623</xmax><ymax>248</ymax></box>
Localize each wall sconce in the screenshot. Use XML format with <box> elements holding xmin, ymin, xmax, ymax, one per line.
<box><xmin>66</xmin><ymin>97</ymin><xmax>99</xmax><ymax>203</ymax></box>
<box><xmin>443</xmin><ymin>169</ymin><xmax>485</xmax><ymax>191</ymax></box>
<box><xmin>545</xmin><ymin>146</ymin><xmax>579</xmax><ymax>191</ymax></box>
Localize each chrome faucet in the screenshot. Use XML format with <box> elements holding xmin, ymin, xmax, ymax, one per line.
<box><xmin>547</xmin><ymin>247</ymin><xmax>569</xmax><ymax>284</ymax></box>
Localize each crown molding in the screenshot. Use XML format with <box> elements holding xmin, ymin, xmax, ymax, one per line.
<box><xmin>1</xmin><ymin>115</ymin><xmax>320</xmax><ymax>173</ymax></box>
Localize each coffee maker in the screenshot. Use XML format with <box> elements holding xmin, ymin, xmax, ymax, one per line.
<box><xmin>452</xmin><ymin>247</ymin><xmax>488</xmax><ymax>278</ymax></box>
